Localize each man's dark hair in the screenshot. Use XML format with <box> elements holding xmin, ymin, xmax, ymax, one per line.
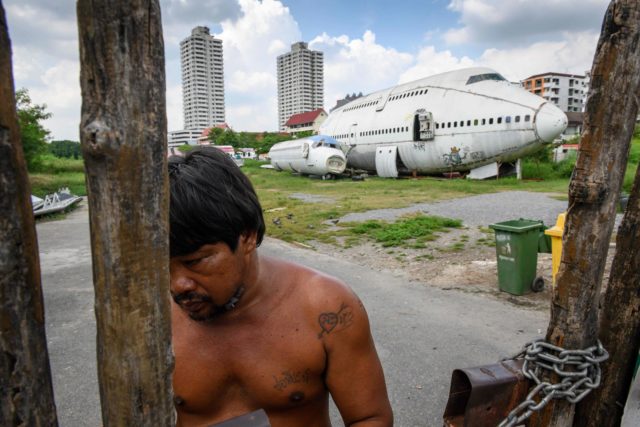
<box><xmin>168</xmin><ymin>147</ymin><xmax>265</xmax><ymax>257</ymax></box>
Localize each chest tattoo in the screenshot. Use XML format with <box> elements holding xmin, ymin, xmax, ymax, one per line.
<box><xmin>272</xmin><ymin>369</ymin><xmax>311</xmax><ymax>391</ymax></box>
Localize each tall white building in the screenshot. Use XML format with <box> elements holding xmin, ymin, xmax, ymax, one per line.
<box><xmin>521</xmin><ymin>72</ymin><xmax>589</xmax><ymax>113</ymax></box>
<box><xmin>277</xmin><ymin>42</ymin><xmax>324</xmax><ymax>131</ymax></box>
<box><xmin>180</xmin><ymin>26</ymin><xmax>225</xmax><ymax>131</ymax></box>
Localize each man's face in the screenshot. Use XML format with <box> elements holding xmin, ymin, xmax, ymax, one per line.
<box><xmin>169</xmin><ymin>236</ymin><xmax>254</xmax><ymax>322</ymax></box>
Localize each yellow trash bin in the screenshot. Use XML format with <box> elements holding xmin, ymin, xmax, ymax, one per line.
<box><xmin>545</xmin><ymin>213</ymin><xmax>566</xmax><ymax>287</ymax></box>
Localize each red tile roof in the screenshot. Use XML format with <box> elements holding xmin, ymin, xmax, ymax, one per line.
<box><xmin>284</xmin><ymin>109</ymin><xmax>325</xmax><ymax>126</ymax></box>
<box><xmin>200</xmin><ymin>123</ymin><xmax>231</xmax><ymax>138</ymax></box>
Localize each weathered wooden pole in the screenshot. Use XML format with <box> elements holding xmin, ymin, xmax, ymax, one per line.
<box><xmin>576</xmin><ymin>155</ymin><xmax>640</xmax><ymax>425</ymax></box>
<box><xmin>0</xmin><ymin>2</ymin><xmax>59</xmax><ymax>425</ymax></box>
<box><xmin>578</xmin><ymin>159</ymin><xmax>640</xmax><ymax>425</ymax></box>
<box><xmin>76</xmin><ymin>1</ymin><xmax>174</xmax><ymax>425</ymax></box>
<box><xmin>530</xmin><ymin>1</ymin><xmax>640</xmax><ymax>425</ymax></box>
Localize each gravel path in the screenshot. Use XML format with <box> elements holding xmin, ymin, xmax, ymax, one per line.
<box><xmin>339</xmin><ymin>191</ymin><xmax>569</xmax><ymax>227</ymax></box>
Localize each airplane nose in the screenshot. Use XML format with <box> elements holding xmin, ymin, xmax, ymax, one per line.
<box><xmin>534</xmin><ymin>102</ymin><xmax>568</xmax><ymax>143</ymax></box>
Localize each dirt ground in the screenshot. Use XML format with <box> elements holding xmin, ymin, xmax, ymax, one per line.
<box><xmin>309</xmin><ymin>226</ymin><xmax>615</xmax><ymax>312</ymax></box>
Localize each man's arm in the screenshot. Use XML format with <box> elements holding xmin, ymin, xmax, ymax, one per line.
<box><xmin>317</xmin><ymin>280</ymin><xmax>393</xmax><ymax>426</ymax></box>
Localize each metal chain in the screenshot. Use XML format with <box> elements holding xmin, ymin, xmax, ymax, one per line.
<box><xmin>497</xmin><ymin>339</ymin><xmax>609</xmax><ymax>427</ymax></box>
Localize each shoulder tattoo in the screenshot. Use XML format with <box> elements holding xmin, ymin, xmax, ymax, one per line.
<box><xmin>317</xmin><ymin>302</ymin><xmax>354</xmax><ymax>339</ymax></box>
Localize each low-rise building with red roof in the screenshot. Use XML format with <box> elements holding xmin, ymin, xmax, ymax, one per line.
<box><xmin>283</xmin><ymin>109</ymin><xmax>327</xmax><ymax>134</ymax></box>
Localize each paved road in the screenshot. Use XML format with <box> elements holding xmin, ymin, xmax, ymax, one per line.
<box><xmin>339</xmin><ymin>191</ymin><xmax>568</xmax><ymax>227</ymax></box>
<box><xmin>38</xmin><ymin>200</ymin><xmax>549</xmax><ymax>426</ymax></box>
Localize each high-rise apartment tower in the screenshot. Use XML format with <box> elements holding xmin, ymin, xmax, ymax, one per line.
<box><xmin>180</xmin><ymin>26</ymin><xmax>225</xmax><ymax>130</ymax></box>
<box><xmin>277</xmin><ymin>42</ymin><xmax>324</xmax><ymax>130</ymax></box>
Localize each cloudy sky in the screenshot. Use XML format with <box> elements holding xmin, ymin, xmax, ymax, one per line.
<box><xmin>5</xmin><ymin>0</ymin><xmax>609</xmax><ymax>141</ymax></box>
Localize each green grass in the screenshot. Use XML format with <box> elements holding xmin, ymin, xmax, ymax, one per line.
<box><xmin>345</xmin><ymin>214</ymin><xmax>462</xmax><ymax>248</ymax></box>
<box><xmin>623</xmin><ymin>137</ymin><xmax>640</xmax><ymax>193</ymax></box>
<box><xmin>29</xmin><ymin>155</ymin><xmax>86</xmax><ymax>197</ymax></box>
<box><xmin>241</xmin><ymin>158</ymin><xmax>574</xmax><ymax>244</ymax></box>
<box><xmin>25</xmin><ymin>132</ymin><xmax>640</xmax><ymax>236</ymax></box>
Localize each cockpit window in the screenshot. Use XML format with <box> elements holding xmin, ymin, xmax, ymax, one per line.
<box><xmin>466</xmin><ymin>73</ymin><xmax>507</xmax><ymax>85</ymax></box>
<box><xmin>312</xmin><ymin>140</ymin><xmax>340</xmax><ymax>149</ymax></box>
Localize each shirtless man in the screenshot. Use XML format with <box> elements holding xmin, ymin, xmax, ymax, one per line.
<box><xmin>168</xmin><ymin>147</ymin><xmax>393</xmax><ymax>427</ymax></box>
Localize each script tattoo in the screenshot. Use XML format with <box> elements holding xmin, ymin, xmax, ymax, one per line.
<box><xmin>317</xmin><ymin>303</ymin><xmax>354</xmax><ymax>338</ymax></box>
<box><xmin>273</xmin><ymin>369</ymin><xmax>311</xmax><ymax>391</ymax></box>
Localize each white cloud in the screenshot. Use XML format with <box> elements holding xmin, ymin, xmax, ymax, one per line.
<box><xmin>228</xmin><ymin>71</ymin><xmax>275</xmax><ymax>93</ymax></box>
<box><xmin>214</xmin><ymin>0</ymin><xmax>301</xmax><ymax>131</ymax></box>
<box><xmin>445</xmin><ymin>0</ymin><xmax>609</xmax><ymax>45</ymax></box>
<box><xmin>399</xmin><ymin>47</ymin><xmax>475</xmax><ymax>84</ymax></box>
<box><xmin>476</xmin><ymin>31</ymin><xmax>599</xmax><ymax>80</ymax></box>
<box><xmin>30</xmin><ymin>60</ymin><xmax>81</xmax><ymax>141</ymax></box>
<box><xmin>310</xmin><ymin>31</ymin><xmax>413</xmax><ymax>110</ymax></box>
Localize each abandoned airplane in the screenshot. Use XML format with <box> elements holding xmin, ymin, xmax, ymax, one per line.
<box><xmin>319</xmin><ymin>67</ymin><xmax>568</xmax><ymax>178</ymax></box>
<box><xmin>268</xmin><ymin>135</ymin><xmax>347</xmax><ymax>179</ymax></box>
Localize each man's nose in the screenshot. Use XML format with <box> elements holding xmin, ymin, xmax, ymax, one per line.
<box><xmin>171</xmin><ymin>272</ymin><xmax>197</xmax><ymax>294</ymax></box>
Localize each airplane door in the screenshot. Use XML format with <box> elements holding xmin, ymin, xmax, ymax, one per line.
<box><xmin>375</xmin><ymin>146</ymin><xmax>398</xmax><ymax>178</ymax></box>
<box><xmin>413</xmin><ymin>111</ymin><xmax>434</xmax><ymax>141</ymax></box>
<box><xmin>348</xmin><ymin>123</ymin><xmax>358</xmax><ymax>146</ymax></box>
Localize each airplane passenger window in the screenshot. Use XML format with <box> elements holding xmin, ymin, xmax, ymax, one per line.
<box><xmin>505</xmin><ymin>116</ymin><xmax>511</xmax><ymax>123</ymax></box>
<box><xmin>482</xmin><ymin>119</ymin><xmax>486</xmax><ymax>125</ymax></box>
<box><xmin>497</xmin><ymin>117</ymin><xmax>502</xmax><ymax>124</ymax></box>
<box><xmin>454</xmin><ymin>122</ymin><xmax>458</xmax><ymax>127</ymax></box>
<box><xmin>447</xmin><ymin>122</ymin><xmax>451</xmax><ymax>128</ymax></box>
<box><xmin>467</xmin><ymin>120</ymin><xmax>471</xmax><ymax>126</ymax></box>
<box><xmin>460</xmin><ymin>121</ymin><xmax>464</xmax><ymax>127</ymax></box>
<box><xmin>436</xmin><ymin>123</ymin><xmax>439</xmax><ymax>129</ymax></box>
<box><xmin>474</xmin><ymin>120</ymin><xmax>478</xmax><ymax>126</ymax></box>
<box><xmin>525</xmin><ymin>115</ymin><xmax>531</xmax><ymax>122</ymax></box>
<box><xmin>515</xmin><ymin>116</ymin><xmax>520</xmax><ymax>123</ymax></box>
<box><xmin>489</xmin><ymin>118</ymin><xmax>494</xmax><ymax>124</ymax></box>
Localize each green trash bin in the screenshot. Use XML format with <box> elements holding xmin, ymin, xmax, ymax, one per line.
<box><xmin>489</xmin><ymin>219</ymin><xmax>546</xmax><ymax>295</ymax></box>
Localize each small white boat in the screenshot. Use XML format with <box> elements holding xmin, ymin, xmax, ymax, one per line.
<box><xmin>33</xmin><ymin>188</ymin><xmax>82</xmax><ymax>217</ymax></box>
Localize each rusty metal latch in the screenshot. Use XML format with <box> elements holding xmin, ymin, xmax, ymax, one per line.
<box><xmin>443</xmin><ymin>359</ymin><xmax>529</xmax><ymax>427</ymax></box>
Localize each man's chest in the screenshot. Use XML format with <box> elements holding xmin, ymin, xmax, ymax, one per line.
<box><xmin>172</xmin><ymin>313</ymin><xmax>328</xmax><ymax>418</ymax></box>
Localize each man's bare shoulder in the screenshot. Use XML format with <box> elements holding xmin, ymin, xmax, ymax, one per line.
<box><xmin>261</xmin><ymin>255</ymin><xmax>366</xmax><ymax>345</ymax></box>
<box><xmin>263</xmin><ymin>255</ymin><xmax>358</xmax><ymax>306</ymax></box>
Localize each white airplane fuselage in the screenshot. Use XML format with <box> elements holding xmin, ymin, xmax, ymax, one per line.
<box><xmin>269</xmin><ymin>135</ymin><xmax>347</xmax><ymax>177</ymax></box>
<box><xmin>319</xmin><ymin>67</ymin><xmax>568</xmax><ymax>176</ymax></box>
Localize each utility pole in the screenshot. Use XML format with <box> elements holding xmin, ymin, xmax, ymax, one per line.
<box><xmin>77</xmin><ymin>1</ymin><xmax>174</xmax><ymax>425</ymax></box>
<box><xmin>0</xmin><ymin>2</ymin><xmax>59</xmax><ymax>425</ymax></box>
<box><xmin>530</xmin><ymin>0</ymin><xmax>640</xmax><ymax>425</ymax></box>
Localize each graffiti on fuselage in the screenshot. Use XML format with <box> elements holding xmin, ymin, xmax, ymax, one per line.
<box><xmin>443</xmin><ymin>146</ymin><xmax>467</xmax><ymax>166</ymax></box>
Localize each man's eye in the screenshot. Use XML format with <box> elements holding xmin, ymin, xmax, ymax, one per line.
<box><xmin>184</xmin><ymin>258</ymin><xmax>203</xmax><ymax>267</ymax></box>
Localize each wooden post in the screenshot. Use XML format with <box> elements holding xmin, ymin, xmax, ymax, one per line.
<box><xmin>76</xmin><ymin>1</ymin><xmax>174</xmax><ymax>425</ymax></box>
<box><xmin>576</xmin><ymin>158</ymin><xmax>640</xmax><ymax>426</ymax></box>
<box><xmin>0</xmin><ymin>2</ymin><xmax>59</xmax><ymax>425</ymax></box>
<box><xmin>530</xmin><ymin>1</ymin><xmax>640</xmax><ymax>425</ymax></box>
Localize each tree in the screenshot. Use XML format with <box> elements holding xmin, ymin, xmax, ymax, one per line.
<box><xmin>15</xmin><ymin>88</ymin><xmax>51</xmax><ymax>170</ymax></box>
<box><xmin>49</xmin><ymin>140</ymin><xmax>81</xmax><ymax>159</ymax></box>
<box><xmin>206</xmin><ymin>127</ymin><xmax>224</xmax><ymax>144</ymax></box>
<box><xmin>217</xmin><ymin>128</ymin><xmax>238</xmax><ymax>148</ymax></box>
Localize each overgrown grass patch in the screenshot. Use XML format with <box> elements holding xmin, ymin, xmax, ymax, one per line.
<box><xmin>346</xmin><ymin>214</ymin><xmax>462</xmax><ymax>248</ymax></box>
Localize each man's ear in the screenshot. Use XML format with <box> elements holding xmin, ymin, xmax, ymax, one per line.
<box><xmin>241</xmin><ymin>232</ymin><xmax>258</xmax><ymax>254</ymax></box>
